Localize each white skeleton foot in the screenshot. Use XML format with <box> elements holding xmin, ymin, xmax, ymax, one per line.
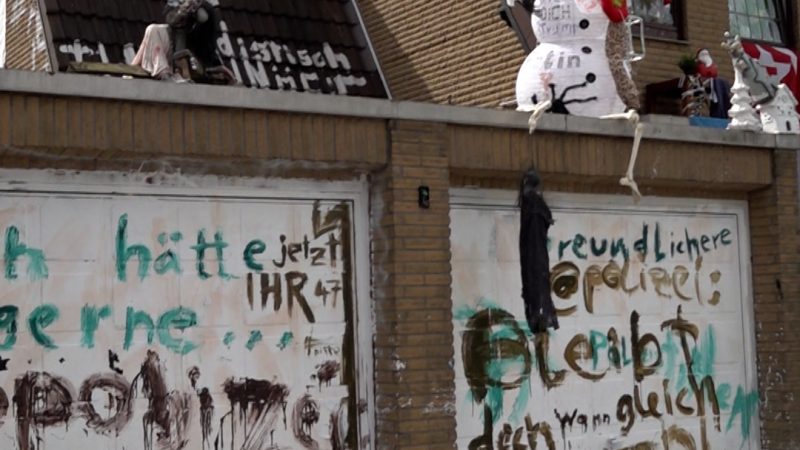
<box><xmin>601</xmin><ymin>111</ymin><xmax>644</xmax><ymax>201</ymax></box>
<box><xmin>620</xmin><ymin>176</ymin><xmax>642</xmax><ymax>202</ymax></box>
<box><xmin>528</xmin><ymin>100</ymin><xmax>552</xmax><ymax>135</ymax></box>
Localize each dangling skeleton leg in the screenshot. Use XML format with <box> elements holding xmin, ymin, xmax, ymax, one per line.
<box><xmin>527</xmin><ymin>100</ymin><xmax>552</xmax><ymax>135</ymax></box>
<box><xmin>600</xmin><ymin>110</ymin><xmax>644</xmax><ymax>201</ymax></box>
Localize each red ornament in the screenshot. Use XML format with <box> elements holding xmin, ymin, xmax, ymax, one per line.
<box><xmin>602</xmin><ymin>0</ymin><xmax>629</xmax><ymax>23</ymax></box>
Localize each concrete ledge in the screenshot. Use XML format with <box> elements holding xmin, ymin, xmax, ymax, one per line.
<box><xmin>1</xmin><ymin>69</ymin><xmax>798</xmax><ymax>150</ymax></box>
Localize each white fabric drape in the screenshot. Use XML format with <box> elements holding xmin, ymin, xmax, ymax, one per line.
<box><xmin>132</xmin><ymin>24</ymin><xmax>172</xmax><ymax>78</ymax></box>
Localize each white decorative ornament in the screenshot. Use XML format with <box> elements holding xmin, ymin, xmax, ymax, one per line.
<box><xmin>722</xmin><ymin>32</ymin><xmax>765</xmax><ymax>132</ymax></box>
<box><xmin>727</xmin><ymin>69</ymin><xmax>762</xmax><ymax>131</ymax></box>
<box><xmin>757</xmin><ymin>84</ymin><xmax>800</xmax><ymax>134</ymax></box>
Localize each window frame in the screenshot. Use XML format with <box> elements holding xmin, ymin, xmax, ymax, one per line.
<box><xmin>498</xmin><ymin>0</ymin><xmax>687</xmax><ymax>45</ymax></box>
<box><xmin>728</xmin><ymin>0</ymin><xmax>794</xmax><ymax>47</ymax></box>
<box><xmin>629</xmin><ymin>0</ymin><xmax>687</xmax><ymax>42</ymax></box>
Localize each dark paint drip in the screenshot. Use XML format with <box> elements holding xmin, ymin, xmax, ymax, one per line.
<box><xmin>292</xmin><ymin>394</ymin><xmax>320</xmax><ymax>449</ymax></box>
<box><xmin>315</xmin><ymin>200</ymin><xmax>359</xmax><ymax>448</ymax></box>
<box><xmin>130</xmin><ymin>350</ymin><xmax>193</xmax><ymax>450</ymax></box>
<box><xmin>13</xmin><ymin>372</ymin><xmax>75</xmax><ymax>450</ymax></box>
<box><xmin>199</xmin><ymin>388</ymin><xmax>214</xmax><ymax>450</ymax></box>
<box><xmin>316</xmin><ymin>361</ymin><xmax>341</xmax><ymax>390</ymax></box>
<box><xmin>329</xmin><ymin>397</ymin><xmax>348</xmax><ymax>450</ymax></box>
<box><xmin>189</xmin><ymin>366</ymin><xmax>214</xmax><ymax>450</ymax></box>
<box><xmin>0</xmin><ymin>386</ymin><xmax>8</xmax><ymax>426</ymax></box>
<box><xmin>218</xmin><ymin>377</ymin><xmax>289</xmax><ymax>450</ymax></box>
<box><xmin>77</xmin><ymin>372</ymin><xmax>132</xmax><ymax>435</ymax></box>
<box><xmin>188</xmin><ymin>367</ymin><xmax>201</xmax><ymax>389</ymax></box>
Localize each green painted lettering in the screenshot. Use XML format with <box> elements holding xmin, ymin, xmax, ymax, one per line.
<box><xmin>4</xmin><ymin>226</ymin><xmax>48</xmax><ymax>281</ymax></box>
<box><xmin>243</xmin><ymin>239</ymin><xmax>267</xmax><ymax>271</ymax></box>
<box><xmin>589</xmin><ymin>237</ymin><xmax>608</xmax><ymax>257</ymax></box>
<box><xmin>572</xmin><ymin>234</ymin><xmax>587</xmax><ymax>259</ymax></box>
<box><xmin>654</xmin><ymin>223</ymin><xmax>665</xmax><ymax>262</ymax></box>
<box><xmin>223</xmin><ymin>331</ymin><xmax>235</xmax><ymax>348</ymax></box>
<box><xmin>558</xmin><ymin>240</ymin><xmax>572</xmax><ymax>260</ymax></box>
<box><xmin>610</xmin><ymin>238</ymin><xmax>629</xmax><ymax>261</ymax></box>
<box><xmin>633</xmin><ymin>223</ymin><xmax>648</xmax><ymax>259</ymax></box>
<box><xmin>719</xmin><ymin>228</ymin><xmax>732</xmax><ymax>246</ymax></box>
<box><xmin>115</xmin><ymin>214</ymin><xmax>152</xmax><ymax>281</ymax></box>
<box><xmin>246</xmin><ymin>330</ymin><xmax>263</xmax><ymax>351</ymax></box>
<box><xmin>124</xmin><ymin>307</ymin><xmax>155</xmax><ymax>350</ymax></box>
<box><xmin>0</xmin><ymin>305</ymin><xmax>19</xmax><ymax>350</ymax></box>
<box><xmin>157</xmin><ymin>307</ymin><xmax>198</xmax><ymax>355</ymax></box>
<box><xmin>80</xmin><ymin>305</ymin><xmax>112</xmax><ymax>349</ymax></box>
<box><xmin>28</xmin><ymin>304</ymin><xmax>59</xmax><ymax>349</ymax></box>
<box><xmin>726</xmin><ymin>386</ymin><xmax>759</xmax><ymax>440</ymax></box>
<box><xmin>192</xmin><ymin>230</ymin><xmax>233</xmax><ymax>280</ymax></box>
<box><xmin>154</xmin><ymin>250</ymin><xmax>181</xmax><ymax>275</ymax></box>
<box><xmin>589</xmin><ymin>330</ymin><xmax>607</xmax><ymax>370</ymax></box>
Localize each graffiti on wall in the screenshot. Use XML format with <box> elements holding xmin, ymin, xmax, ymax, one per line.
<box><xmin>0</xmin><ymin>192</ymin><xmax>361</xmax><ymax>450</ymax></box>
<box><xmin>451</xmin><ymin>200</ymin><xmax>758</xmax><ymax>450</ymax></box>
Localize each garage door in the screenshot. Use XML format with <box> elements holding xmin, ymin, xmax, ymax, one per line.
<box><xmin>451</xmin><ymin>189</ymin><xmax>759</xmax><ymax>450</ymax></box>
<box><xmin>0</xmin><ymin>170</ymin><xmax>373</xmax><ymax>450</ymax></box>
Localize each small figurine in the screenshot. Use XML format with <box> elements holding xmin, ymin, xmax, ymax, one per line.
<box><xmin>722</xmin><ymin>32</ymin><xmax>764</xmax><ymax>131</ymax></box>
<box><xmin>757</xmin><ymin>84</ymin><xmax>800</xmax><ymax>134</ymax></box>
<box><xmin>722</xmin><ymin>32</ymin><xmax>776</xmax><ymax>105</ymax></box>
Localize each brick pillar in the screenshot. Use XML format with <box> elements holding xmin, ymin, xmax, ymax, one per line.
<box><xmin>371</xmin><ymin>120</ymin><xmax>457</xmax><ymax>449</ymax></box>
<box><xmin>749</xmin><ymin>148</ymin><xmax>800</xmax><ymax>449</ymax></box>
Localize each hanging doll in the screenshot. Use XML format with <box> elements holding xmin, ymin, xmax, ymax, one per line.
<box><xmin>518</xmin><ymin>169</ymin><xmax>559</xmax><ymax>333</ymax></box>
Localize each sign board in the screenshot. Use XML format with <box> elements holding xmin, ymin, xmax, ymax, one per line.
<box><xmin>451</xmin><ymin>190</ymin><xmax>758</xmax><ymax>450</ymax></box>
<box><xmin>0</xmin><ymin>171</ymin><xmax>372</xmax><ymax>450</ymax></box>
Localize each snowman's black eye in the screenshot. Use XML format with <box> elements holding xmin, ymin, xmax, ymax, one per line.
<box><xmin>586</xmin><ymin>73</ymin><xmax>596</xmax><ymax>83</ymax></box>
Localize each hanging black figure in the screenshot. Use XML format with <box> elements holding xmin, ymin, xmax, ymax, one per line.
<box><xmin>518</xmin><ymin>168</ymin><xmax>559</xmax><ymax>333</ymax></box>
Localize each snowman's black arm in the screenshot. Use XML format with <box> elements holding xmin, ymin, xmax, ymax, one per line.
<box><xmin>563</xmin><ymin>96</ymin><xmax>599</xmax><ymax>105</ymax></box>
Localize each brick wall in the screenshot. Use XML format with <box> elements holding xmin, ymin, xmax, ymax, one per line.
<box><xmin>0</xmin><ymin>93</ymin><xmax>387</xmax><ymax>174</ymax></box>
<box><xmin>4</xmin><ymin>0</ymin><xmax>49</xmax><ymax>71</ymax></box>
<box><xmin>748</xmin><ymin>149</ymin><xmax>800</xmax><ymax>450</ymax></box>
<box><xmin>359</xmin><ymin>0</ymin><xmax>741</xmax><ymax>107</ymax></box>
<box><xmin>370</xmin><ymin>120</ymin><xmax>457</xmax><ymax>449</ymax></box>
<box><xmin>0</xmin><ymin>84</ymin><xmax>796</xmax><ymax>447</ymax></box>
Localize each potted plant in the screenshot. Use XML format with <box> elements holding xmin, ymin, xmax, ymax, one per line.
<box><xmin>678</xmin><ymin>54</ymin><xmax>697</xmax><ymax>76</ymax></box>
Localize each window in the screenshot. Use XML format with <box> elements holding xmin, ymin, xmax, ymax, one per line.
<box><xmin>629</xmin><ymin>0</ymin><xmax>685</xmax><ymax>40</ymax></box>
<box><xmin>729</xmin><ymin>0</ymin><xmax>790</xmax><ymax>44</ymax></box>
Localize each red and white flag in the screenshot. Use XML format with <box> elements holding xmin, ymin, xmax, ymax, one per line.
<box><xmin>742</xmin><ymin>41</ymin><xmax>799</xmax><ymax>107</ymax></box>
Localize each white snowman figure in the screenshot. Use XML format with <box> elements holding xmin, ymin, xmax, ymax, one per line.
<box><xmin>508</xmin><ymin>0</ymin><xmax>647</xmax><ymax>200</ymax></box>
<box><xmin>510</xmin><ymin>0</ymin><xmax>643</xmax><ymax>118</ymax></box>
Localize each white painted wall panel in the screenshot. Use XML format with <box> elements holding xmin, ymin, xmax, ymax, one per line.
<box><xmin>0</xmin><ymin>170</ymin><xmax>373</xmax><ymax>450</ymax></box>
<box><xmin>450</xmin><ymin>190</ymin><xmax>758</xmax><ymax>450</ymax></box>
